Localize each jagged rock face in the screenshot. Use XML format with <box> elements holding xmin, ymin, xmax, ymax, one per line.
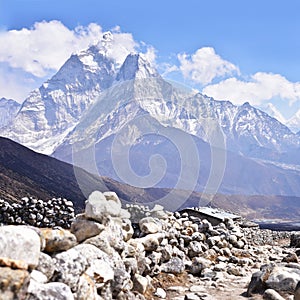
<box><xmin>1</xmin><ymin>46</ymin><xmax>116</xmax><ymax>154</ymax></box>
<box><xmin>115</xmin><ymin>53</ymin><xmax>160</xmax><ymax>81</ymax></box>
<box><xmin>0</xmin><ymin>98</ymin><xmax>20</xmax><ymax>128</ymax></box>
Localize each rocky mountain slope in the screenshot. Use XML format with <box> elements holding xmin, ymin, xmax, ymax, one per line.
<box><xmin>0</xmin><ymin>137</ymin><xmax>109</xmax><ymax>210</ymax></box>
<box><xmin>0</xmin><ymin>97</ymin><xmax>20</xmax><ymax>128</ymax></box>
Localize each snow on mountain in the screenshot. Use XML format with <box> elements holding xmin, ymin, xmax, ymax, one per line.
<box><xmin>52</xmin><ymin>74</ymin><xmax>300</xmax><ymax>197</ymax></box>
<box><xmin>0</xmin><ymin>98</ymin><xmax>21</xmax><ymax>128</ymax></box>
<box><xmin>263</xmin><ymin>103</ymin><xmax>286</xmax><ymax>125</ymax></box>
<box><xmin>286</xmin><ymin>109</ymin><xmax>300</xmax><ymax>133</ymax></box>
<box><xmin>116</xmin><ymin>53</ymin><xmax>160</xmax><ymax>81</ymax></box>
<box><xmin>139</xmin><ymin>92</ymin><xmax>299</xmax><ymax>158</ymax></box>
<box><xmin>0</xmin><ymin>44</ymin><xmax>117</xmax><ymax>154</ymax></box>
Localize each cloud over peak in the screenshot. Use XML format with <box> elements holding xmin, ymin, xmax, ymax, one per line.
<box><xmin>203</xmin><ymin>72</ymin><xmax>300</xmax><ymax>106</ymax></box>
<box><xmin>178</xmin><ymin>47</ymin><xmax>240</xmax><ymax>85</ymax></box>
<box><xmin>0</xmin><ymin>21</ymin><xmax>104</xmax><ymax>77</ymax></box>
<box><xmin>0</xmin><ymin>20</ymin><xmax>144</xmax><ymax>78</ymax></box>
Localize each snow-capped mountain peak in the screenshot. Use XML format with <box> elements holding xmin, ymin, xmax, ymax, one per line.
<box><xmin>264</xmin><ymin>103</ymin><xmax>286</xmax><ymax>124</ymax></box>
<box><xmin>116</xmin><ymin>53</ymin><xmax>160</xmax><ymax>81</ymax></box>
<box><xmin>0</xmin><ymin>98</ymin><xmax>21</xmax><ymax>128</ymax></box>
<box><xmin>287</xmin><ymin>109</ymin><xmax>300</xmax><ymax>133</ymax></box>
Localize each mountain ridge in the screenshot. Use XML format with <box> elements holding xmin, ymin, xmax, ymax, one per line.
<box><xmin>0</xmin><ymin>97</ymin><xmax>21</xmax><ymax>128</ymax></box>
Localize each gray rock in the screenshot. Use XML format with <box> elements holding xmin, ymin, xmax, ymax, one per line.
<box><xmin>290</xmin><ymin>233</ymin><xmax>300</xmax><ymax>248</ymax></box>
<box><xmin>188</xmin><ymin>241</ymin><xmax>204</xmax><ymax>258</ymax></box>
<box><xmin>266</xmin><ymin>266</ymin><xmax>300</xmax><ymax>292</ymax></box>
<box><xmin>112</xmin><ymin>267</ymin><xmax>132</xmax><ymax>294</ymax></box>
<box><xmin>247</xmin><ymin>269</ymin><xmax>270</xmax><ymax>296</ymax></box>
<box><xmin>53</xmin><ymin>244</ymin><xmax>112</xmax><ymax>291</ymax></box>
<box><xmin>0</xmin><ymin>225</ymin><xmax>41</xmax><ymax>268</ymax></box>
<box><xmin>27</xmin><ymin>281</ymin><xmax>74</xmax><ymax>300</ymax></box>
<box><xmin>161</xmin><ymin>257</ymin><xmax>185</xmax><ymax>274</ymax></box>
<box><xmin>207</xmin><ymin>236</ymin><xmax>221</xmax><ymax>248</ymax></box>
<box><xmin>160</xmin><ymin>244</ymin><xmax>173</xmax><ymax>262</ymax></box>
<box><xmin>226</xmin><ymin>265</ymin><xmax>246</xmax><ymax>276</ymax></box>
<box><xmin>188</xmin><ymin>257</ymin><xmax>212</xmax><ymax>276</ymax></box>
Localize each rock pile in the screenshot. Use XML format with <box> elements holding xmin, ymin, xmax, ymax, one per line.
<box><xmin>0</xmin><ymin>190</ymin><xmax>298</xmax><ymax>300</ymax></box>
<box><xmin>0</xmin><ymin>197</ymin><xmax>75</xmax><ymax>228</ymax></box>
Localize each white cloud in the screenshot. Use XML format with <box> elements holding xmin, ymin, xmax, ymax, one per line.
<box><xmin>178</xmin><ymin>47</ymin><xmax>239</xmax><ymax>85</ymax></box>
<box><xmin>101</xmin><ymin>27</ymin><xmax>139</xmax><ymax>66</ymax></box>
<box><xmin>0</xmin><ymin>64</ymin><xmax>45</xmax><ymax>101</ymax></box>
<box><xmin>161</xmin><ymin>63</ymin><xmax>179</xmax><ymax>76</ymax></box>
<box><xmin>142</xmin><ymin>45</ymin><xmax>157</xmax><ymax>66</ymax></box>
<box><xmin>0</xmin><ymin>21</ymin><xmax>103</xmax><ymax>77</ymax></box>
<box><xmin>203</xmin><ymin>72</ymin><xmax>300</xmax><ymax>106</ymax></box>
<box><xmin>264</xmin><ymin>102</ymin><xmax>286</xmax><ymax>124</ymax></box>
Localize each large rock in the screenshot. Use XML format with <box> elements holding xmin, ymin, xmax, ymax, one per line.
<box><xmin>85</xmin><ymin>191</ymin><xmax>122</xmax><ymax>222</ymax></box>
<box><xmin>161</xmin><ymin>257</ymin><xmax>185</xmax><ymax>274</ymax></box>
<box><xmin>53</xmin><ymin>244</ymin><xmax>112</xmax><ymax>292</ymax></box>
<box><xmin>85</xmin><ymin>218</ymin><xmax>126</xmax><ymax>255</ymax></box>
<box><xmin>40</xmin><ymin>228</ymin><xmax>77</xmax><ymax>253</ymax></box>
<box><xmin>188</xmin><ymin>257</ymin><xmax>212</xmax><ymax>275</ymax></box>
<box><xmin>71</xmin><ymin>215</ymin><xmax>105</xmax><ymax>242</ymax></box>
<box><xmin>139</xmin><ymin>217</ymin><xmax>163</xmax><ymax>234</ymax></box>
<box><xmin>265</xmin><ymin>266</ymin><xmax>300</xmax><ymax>292</ymax></box>
<box><xmin>27</xmin><ymin>280</ymin><xmax>74</xmax><ymax>300</ymax></box>
<box><xmin>0</xmin><ymin>225</ymin><xmax>40</xmax><ymax>268</ymax></box>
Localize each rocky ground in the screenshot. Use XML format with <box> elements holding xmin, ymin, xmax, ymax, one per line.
<box><xmin>0</xmin><ymin>191</ymin><xmax>300</xmax><ymax>300</ymax></box>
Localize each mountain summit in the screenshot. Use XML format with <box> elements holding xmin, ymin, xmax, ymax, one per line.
<box><xmin>116</xmin><ymin>53</ymin><xmax>160</xmax><ymax>81</ymax></box>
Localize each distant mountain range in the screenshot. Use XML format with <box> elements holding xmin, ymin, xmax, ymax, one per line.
<box><xmin>1</xmin><ymin>35</ymin><xmax>300</xmax><ymax>200</ymax></box>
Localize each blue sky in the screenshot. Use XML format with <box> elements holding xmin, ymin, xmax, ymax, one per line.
<box><xmin>0</xmin><ymin>0</ymin><xmax>300</xmax><ymax>125</ymax></box>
